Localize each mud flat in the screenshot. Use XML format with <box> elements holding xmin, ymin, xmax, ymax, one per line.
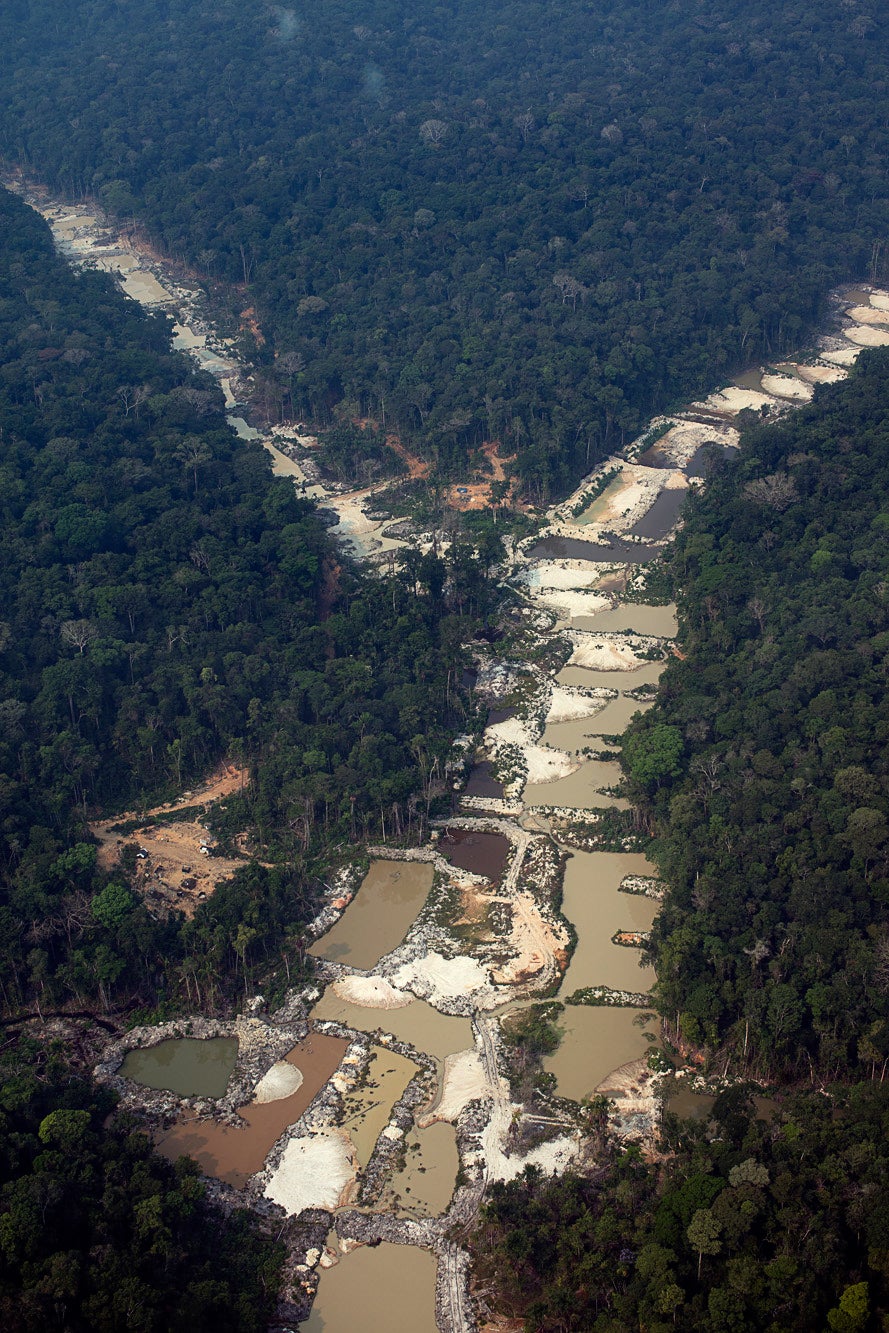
<box><xmin>309</xmin><ymin>861</ymin><xmax>434</xmax><ymax>969</ymax></box>
<box><xmin>302</xmin><ymin>1241</ymin><xmax>439</xmax><ymax>1333</ymax></box>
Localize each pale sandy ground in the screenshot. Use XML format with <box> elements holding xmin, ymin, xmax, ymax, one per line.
<box><xmin>821</xmin><ymin>346</ymin><xmax>862</xmax><ymax>366</ymax></box>
<box><xmin>566</xmin><ymin>635</ymin><xmax>652</xmax><ymax>671</ymax></box>
<box><xmin>845</xmin><ymin>324</ymin><xmax>889</xmax><ymax>347</ymax></box>
<box><xmin>693</xmin><ymin>385</ymin><xmax>781</xmax><ymax>414</ymax></box>
<box><xmin>760</xmin><ymin>374</ymin><xmax>813</xmax><ymax>401</ymax></box>
<box><xmin>332</xmin><ymin>976</ymin><xmax>414</xmax><ymax>1008</ymax></box>
<box><xmin>546</xmin><ymin>684</ymin><xmax>611</xmax><ymax>724</ymax></box>
<box><xmin>391</xmin><ymin>953</ymin><xmax>490</xmax><ymax>1007</ymax></box>
<box><xmin>489</xmin><ymin>1133</ymin><xmax>578</xmax><ymax>1183</ymax></box>
<box><xmin>518</xmin><ymin>562</ymin><xmax>605</xmax><ymax>590</ymax></box>
<box><xmin>527</xmin><ymin>588</ymin><xmax>611</xmax><ymax>619</ymax></box>
<box><xmin>648</xmin><ymin>418</ymin><xmax>740</xmax><ymax>466</ymax></box>
<box><xmin>419</xmin><ymin>1049</ymin><xmax>489</xmax><ymax>1125</ymax></box>
<box><xmin>521</xmin><ymin>744</ymin><xmax>580</xmax><ymax>784</ymax></box>
<box><xmin>794</xmin><ymin>363</ymin><xmax>847</xmax><ymax>384</ymax></box>
<box><xmin>870</xmin><ymin>291</ymin><xmax>889</xmax><ymax>311</ymax></box>
<box><xmin>845</xmin><ymin>305</ymin><xmax>889</xmax><ymax>326</ymax></box>
<box><xmin>253</xmin><ymin>1061</ymin><xmax>304</xmax><ymax>1103</ymax></box>
<box><xmin>263</xmin><ymin>1131</ymin><xmax>358</xmax><ymax>1214</ymax></box>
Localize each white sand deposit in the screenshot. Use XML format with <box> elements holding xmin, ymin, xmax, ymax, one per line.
<box><xmin>263</xmin><ymin>1132</ymin><xmax>357</xmax><ymax>1214</ymax></box>
<box><xmin>760</xmin><ymin>375</ymin><xmax>813</xmax><ymax>401</ymax></box>
<box><xmin>567</xmin><ymin>635</ymin><xmax>651</xmax><ymax>671</ymax></box>
<box><xmin>522</xmin><ymin>744</ymin><xmax>581</xmax><ymax>785</ymax></box>
<box><xmin>331</xmin><ymin>976</ymin><xmax>414</xmax><ymax>1008</ymax></box>
<box><xmin>423</xmin><ymin>1049</ymin><xmax>489</xmax><ymax>1124</ymax></box>
<box><xmin>391</xmin><ymin>953</ymin><xmax>489</xmax><ymax>1005</ymax></box>
<box><xmin>821</xmin><ymin>347</ymin><xmax>862</xmax><ymax>366</ymax></box>
<box><xmin>845</xmin><ymin>324</ymin><xmax>889</xmax><ymax>347</ymax></box>
<box><xmin>528</xmin><ymin>588</ymin><xmax>611</xmax><ymax>619</ymax></box>
<box><xmin>845</xmin><ymin>305</ymin><xmax>889</xmax><ymax>326</ymax></box>
<box><xmin>649</xmin><ymin>419</ymin><xmax>740</xmax><ymax>466</ymax></box>
<box><xmin>252</xmin><ymin>1061</ymin><xmax>304</xmax><ymax>1104</ymax></box>
<box><xmin>546</xmin><ymin>685</ymin><xmax>610</xmax><ymax>723</ymax></box>
<box><xmin>869</xmin><ymin>291</ymin><xmax>889</xmax><ymax>311</ymax></box>
<box><xmin>489</xmin><ymin>1134</ymin><xmax>579</xmax><ymax>1183</ymax></box>
<box><xmin>519</xmin><ymin>562</ymin><xmax>605</xmax><ymax>590</ymax></box>
<box><xmin>794</xmin><ymin>364</ymin><xmax>847</xmax><ymax>385</ymax></box>
<box><xmin>694</xmin><ymin>386</ymin><xmax>779</xmax><ymax>415</ymax></box>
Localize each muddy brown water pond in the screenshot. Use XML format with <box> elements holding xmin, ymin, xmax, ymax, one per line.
<box><xmin>438</xmin><ymin>828</ymin><xmax>510</xmax><ymax>882</ymax></box>
<box><xmin>463</xmin><ymin>760</ymin><xmax>505</xmax><ymax>799</ymax></box>
<box><xmin>154</xmin><ymin>1033</ymin><xmax>348</xmax><ymax>1188</ymax></box>
<box><xmin>583</xmin><ymin>693</ymin><xmax>653</xmax><ymax>736</ymax></box>
<box><xmin>570</xmin><ymin>602</ymin><xmax>678</xmax><ymax>637</ymax></box>
<box><xmin>302</xmin><ymin>1240</ymin><xmax>438</xmax><ymax>1333</ymax></box>
<box><xmin>309</xmin><ymin>860</ymin><xmax>434</xmax><ymax>970</ymax></box>
<box><xmin>556</xmin><ymin>661</ymin><xmax>666</xmax><ymax>692</ymax></box>
<box><xmin>541</xmin><ymin>718</ymin><xmax>616</xmax><ymax>754</ymax></box>
<box><xmin>628</xmin><ymin>487</ymin><xmax>686</xmax><ymax>541</ymax></box>
<box><xmin>524</xmin><ymin>760</ymin><xmax>630</xmax><ymax>810</ymax></box>
<box><xmin>339</xmin><ymin>1046</ymin><xmax>420</xmax><ymax>1167</ymax></box>
<box><xmin>380</xmin><ymin>1120</ymin><xmax>459</xmax><ymax>1218</ymax></box>
<box><xmin>529</xmin><ymin>536</ymin><xmax>663</xmax><ymax>563</ymax></box>
<box><xmin>543</xmin><ymin>1007</ymin><xmax>658</xmax><ymax>1102</ymax></box>
<box><xmin>311</xmin><ymin>988</ymin><xmax>473</xmax><ymax>1065</ymax></box>
<box><xmin>685</xmin><ymin>442</ymin><xmax>739</xmax><ymax>478</ymax></box>
<box><xmin>559</xmin><ymin>851</ymin><xmax>657</xmax><ymax>995</ymax></box>
<box><xmin>121</xmin><ymin>1036</ymin><xmax>238</xmax><ymax>1098</ymax></box>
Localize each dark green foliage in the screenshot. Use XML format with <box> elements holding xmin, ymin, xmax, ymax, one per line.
<box><xmin>473</xmin><ymin>1083</ymin><xmax>889</xmax><ymax>1332</ymax></box>
<box><xmin>3</xmin><ymin>2</ymin><xmax>889</xmax><ymax>494</ymax></box>
<box><xmin>0</xmin><ymin>1040</ymin><xmax>282</xmax><ymax>1331</ymax></box>
<box><xmin>0</xmin><ymin>187</ymin><xmax>481</xmax><ymax>1016</ymax></box>
<box><xmin>624</xmin><ymin>350</ymin><xmax>889</xmax><ymax>1078</ymax></box>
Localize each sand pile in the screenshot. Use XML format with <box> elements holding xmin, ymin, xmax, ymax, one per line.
<box><xmin>263</xmin><ymin>1131</ymin><xmax>357</xmax><ymax>1214</ymax></box>
<box><xmin>332</xmin><ymin>976</ymin><xmax>414</xmax><ymax>1008</ymax></box>
<box><xmin>252</xmin><ymin>1061</ymin><xmax>304</xmax><ymax>1104</ymax></box>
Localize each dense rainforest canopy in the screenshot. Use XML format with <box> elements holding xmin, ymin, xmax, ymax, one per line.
<box><xmin>0</xmin><ymin>184</ymin><xmax>486</xmax><ymax>1018</ymax></box>
<box><xmin>2</xmin><ymin>0</ymin><xmax>888</xmax><ymax>494</ymax></box>
<box><xmin>473</xmin><ymin>1080</ymin><xmax>889</xmax><ymax>1332</ymax></box>
<box><xmin>623</xmin><ymin>350</ymin><xmax>889</xmax><ymax>1083</ymax></box>
<box><xmin>0</xmin><ymin>1037</ymin><xmax>283</xmax><ymax>1331</ymax></box>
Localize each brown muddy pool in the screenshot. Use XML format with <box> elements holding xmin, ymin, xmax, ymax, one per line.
<box><xmin>463</xmin><ymin>761</ymin><xmax>505</xmax><ymax>799</ymax></box>
<box><xmin>583</xmin><ymin>693</ymin><xmax>653</xmax><ymax>736</ymax></box>
<box><xmin>154</xmin><ymin>1032</ymin><xmax>348</xmax><ymax>1188</ymax></box>
<box><xmin>121</xmin><ymin>1036</ymin><xmax>238</xmax><ymax>1099</ymax></box>
<box><xmin>309</xmin><ymin>860</ymin><xmax>434</xmax><ymax>970</ymax></box>
<box><xmin>339</xmin><ymin>1046</ymin><xmax>419</xmax><ymax>1167</ymax></box>
<box><xmin>438</xmin><ymin>828</ymin><xmax>510</xmax><ymax>882</ymax></box>
<box><xmin>559</xmin><ymin>851</ymin><xmax>657</xmax><ymax>996</ymax></box>
<box><xmin>570</xmin><ymin>602</ymin><xmax>678</xmax><ymax>637</ymax></box>
<box><xmin>381</xmin><ymin>1120</ymin><xmax>459</xmax><ymax>1218</ymax></box>
<box><xmin>529</xmin><ymin>535</ymin><xmax>663</xmax><ymax>563</ymax></box>
<box><xmin>556</xmin><ymin>661</ymin><xmax>666</xmax><ymax>692</ymax></box>
<box><xmin>311</xmin><ymin>987</ymin><xmax>473</xmax><ymax>1065</ymax></box>
<box><xmin>302</xmin><ymin>1241</ymin><xmax>438</xmax><ymax>1333</ymax></box>
<box><xmin>543</xmin><ymin>1007</ymin><xmax>658</xmax><ymax>1102</ymax></box>
<box><xmin>524</xmin><ymin>760</ymin><xmax>630</xmax><ymax>810</ymax></box>
<box><xmin>628</xmin><ymin>487</ymin><xmax>686</xmax><ymax>541</ymax></box>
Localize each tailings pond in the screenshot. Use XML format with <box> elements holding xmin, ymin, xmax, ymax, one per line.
<box><xmin>543</xmin><ymin>1007</ymin><xmax>658</xmax><ymax>1102</ymax></box>
<box><xmin>309</xmin><ymin>860</ymin><xmax>434</xmax><ymax>969</ymax></box>
<box><xmin>558</xmin><ymin>851</ymin><xmax>657</xmax><ymax>995</ymax></box>
<box><xmin>121</xmin><ymin>1036</ymin><xmax>238</xmax><ymax>1098</ymax></box>
<box><xmin>154</xmin><ymin>1033</ymin><xmax>348</xmax><ymax>1187</ymax></box>
<box><xmin>311</xmin><ymin>987</ymin><xmax>473</xmax><ymax>1064</ymax></box>
<box><xmin>528</xmin><ymin>536</ymin><xmax>662</xmax><ymax>563</ymax></box>
<box><xmin>628</xmin><ymin>487</ymin><xmax>687</xmax><ymax>541</ymax></box>
<box><xmin>302</xmin><ymin>1241</ymin><xmax>438</xmax><ymax>1333</ymax></box>
<box><xmin>438</xmin><ymin>828</ymin><xmax>510</xmax><ymax>882</ymax></box>
<box><xmin>570</xmin><ymin>602</ymin><xmax>678</xmax><ymax>636</ymax></box>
